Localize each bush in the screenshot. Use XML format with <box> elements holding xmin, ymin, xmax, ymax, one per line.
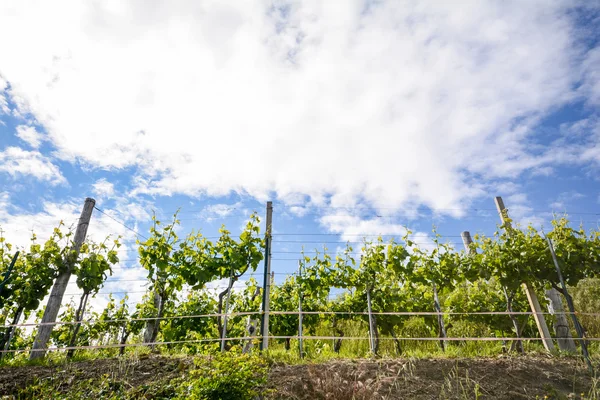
<box><xmin>176</xmin><ymin>352</ymin><xmax>269</xmax><ymax>400</ymax></box>
<box><xmin>570</xmin><ymin>278</ymin><xmax>600</xmax><ymax>339</ymax></box>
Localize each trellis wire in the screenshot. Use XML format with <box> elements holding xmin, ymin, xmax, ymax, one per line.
<box><xmin>3</xmin><ymin>335</ymin><xmax>600</xmax><ymax>355</ymax></box>
<box><xmin>5</xmin><ymin>310</ymin><xmax>600</xmax><ymax>329</ymax></box>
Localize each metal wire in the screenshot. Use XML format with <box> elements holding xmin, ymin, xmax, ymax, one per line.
<box><xmin>4</xmin><ymin>335</ymin><xmax>600</xmax><ymax>355</ymax></box>
<box><xmin>5</xmin><ymin>310</ymin><xmax>600</xmax><ymax>329</ymax></box>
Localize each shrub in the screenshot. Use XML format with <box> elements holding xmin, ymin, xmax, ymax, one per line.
<box><xmin>176</xmin><ymin>352</ymin><xmax>268</xmax><ymax>400</ymax></box>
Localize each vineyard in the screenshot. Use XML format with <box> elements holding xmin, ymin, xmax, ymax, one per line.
<box><xmin>1</xmin><ymin>197</ymin><xmax>600</xmax><ymax>398</ymax></box>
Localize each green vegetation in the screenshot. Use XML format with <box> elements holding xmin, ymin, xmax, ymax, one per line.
<box><xmin>12</xmin><ymin>352</ymin><xmax>268</xmax><ymax>400</ymax></box>
<box><xmin>0</xmin><ymin>213</ymin><xmax>600</xmax><ymax>397</ymax></box>
<box><xmin>4</xmin><ymin>352</ymin><xmax>599</xmax><ymax>399</ymax></box>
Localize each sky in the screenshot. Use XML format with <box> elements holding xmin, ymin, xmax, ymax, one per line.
<box><xmin>1</xmin><ymin>1</ymin><xmax>600</xmax><ymax>312</ymax></box>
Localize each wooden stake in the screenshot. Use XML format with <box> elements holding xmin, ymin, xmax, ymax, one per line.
<box><xmin>366</xmin><ymin>287</ymin><xmax>376</xmax><ymax>355</ymax></box>
<box><xmin>30</xmin><ymin>198</ymin><xmax>95</xmax><ymax>360</ymax></box>
<box><xmin>494</xmin><ymin>196</ymin><xmax>555</xmax><ymax>352</ymax></box>
<box><xmin>260</xmin><ymin>202</ymin><xmax>273</xmax><ymax>351</ymax></box>
<box><xmin>242</xmin><ymin>286</ymin><xmax>261</xmax><ymax>354</ymax></box>
<box><xmin>221</xmin><ymin>266</ymin><xmax>235</xmax><ymax>353</ymax></box>
<box><xmin>460</xmin><ymin>231</ymin><xmax>473</xmax><ymax>253</ymax></box>
<box><xmin>297</xmin><ymin>261</ymin><xmax>304</xmax><ymax>359</ymax></box>
<box><xmin>545</xmin><ymin>288</ymin><xmax>576</xmax><ymax>353</ymax></box>
<box><xmin>432</xmin><ymin>283</ymin><xmax>447</xmax><ymax>351</ymax></box>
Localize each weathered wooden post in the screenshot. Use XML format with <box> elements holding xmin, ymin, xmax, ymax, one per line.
<box><xmin>297</xmin><ymin>261</ymin><xmax>304</xmax><ymax>359</ymax></box>
<box><xmin>545</xmin><ymin>288</ymin><xmax>576</xmax><ymax>352</ymax></box>
<box><xmin>432</xmin><ymin>283</ymin><xmax>447</xmax><ymax>351</ymax></box>
<box><xmin>494</xmin><ymin>196</ymin><xmax>554</xmax><ymax>352</ymax></box>
<box><xmin>366</xmin><ymin>287</ymin><xmax>376</xmax><ymax>355</ymax></box>
<box><xmin>243</xmin><ymin>286</ymin><xmax>261</xmax><ymax>354</ymax></box>
<box><xmin>30</xmin><ymin>198</ymin><xmax>95</xmax><ymax>360</ymax></box>
<box><xmin>260</xmin><ymin>202</ymin><xmax>273</xmax><ymax>350</ymax></box>
<box><xmin>221</xmin><ymin>266</ymin><xmax>235</xmax><ymax>353</ymax></box>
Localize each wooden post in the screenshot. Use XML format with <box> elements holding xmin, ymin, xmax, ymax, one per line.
<box><xmin>460</xmin><ymin>231</ymin><xmax>473</xmax><ymax>253</ymax></box>
<box><xmin>298</xmin><ymin>295</ymin><xmax>304</xmax><ymax>358</ymax></box>
<box><xmin>366</xmin><ymin>287</ymin><xmax>376</xmax><ymax>355</ymax></box>
<box><xmin>545</xmin><ymin>288</ymin><xmax>576</xmax><ymax>352</ymax></box>
<box><xmin>461</xmin><ymin>230</ymin><xmax>524</xmax><ymax>353</ymax></box>
<box><xmin>432</xmin><ymin>283</ymin><xmax>447</xmax><ymax>351</ymax></box>
<box><xmin>297</xmin><ymin>261</ymin><xmax>304</xmax><ymax>358</ymax></box>
<box><xmin>242</xmin><ymin>286</ymin><xmax>261</xmax><ymax>354</ymax></box>
<box><xmin>494</xmin><ymin>196</ymin><xmax>555</xmax><ymax>352</ymax></box>
<box><xmin>221</xmin><ymin>266</ymin><xmax>235</xmax><ymax>353</ymax></box>
<box><xmin>30</xmin><ymin>198</ymin><xmax>95</xmax><ymax>360</ymax></box>
<box><xmin>260</xmin><ymin>202</ymin><xmax>273</xmax><ymax>351</ymax></box>
<box><xmin>547</xmin><ymin>237</ymin><xmax>594</xmax><ymax>373</ymax></box>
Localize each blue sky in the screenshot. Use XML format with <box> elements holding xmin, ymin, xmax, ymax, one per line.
<box><xmin>1</xmin><ymin>1</ymin><xmax>600</xmax><ymax>308</ymax></box>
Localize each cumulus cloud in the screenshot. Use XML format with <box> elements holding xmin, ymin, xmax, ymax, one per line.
<box><xmin>15</xmin><ymin>125</ymin><xmax>44</xmax><ymax>148</ymax></box>
<box><xmin>0</xmin><ymin>193</ymin><xmax>149</xmax><ymax>315</ymax></box>
<box><xmin>14</xmin><ymin>125</ymin><xmax>43</xmax><ymax>148</ymax></box>
<box><xmin>0</xmin><ymin>146</ymin><xmax>66</xmax><ymax>185</ymax></box>
<box><xmin>549</xmin><ymin>191</ymin><xmax>585</xmax><ymax>211</ymax></box>
<box><xmin>0</xmin><ymin>76</ymin><xmax>8</xmax><ymax>114</ymax></box>
<box><xmin>0</xmin><ymin>1</ymin><xmax>598</xmax><ymax>215</ymax></box>
<box><xmin>582</xmin><ymin>46</ymin><xmax>600</xmax><ymax>105</ymax></box>
<box><xmin>318</xmin><ymin>211</ymin><xmax>437</xmax><ymax>251</ymax></box>
<box><xmin>92</xmin><ymin>178</ymin><xmax>115</xmax><ymax>198</ymax></box>
<box><xmin>499</xmin><ymin>193</ymin><xmax>550</xmax><ymax>229</ymax></box>
<box><xmin>0</xmin><ymin>193</ymin><xmax>138</xmax><ymax>255</ymax></box>
<box><xmin>198</xmin><ymin>202</ymin><xmax>245</xmax><ymax>222</ymax></box>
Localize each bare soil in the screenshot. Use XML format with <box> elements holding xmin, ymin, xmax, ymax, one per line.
<box><xmin>268</xmin><ymin>356</ymin><xmax>593</xmax><ymax>399</ymax></box>
<box><xmin>0</xmin><ymin>354</ymin><xmax>594</xmax><ymax>399</ymax></box>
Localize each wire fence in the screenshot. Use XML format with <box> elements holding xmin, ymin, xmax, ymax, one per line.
<box><xmin>5</xmin><ymin>310</ymin><xmax>600</xmax><ymax>328</ymax></box>
<box><xmin>3</xmin><ymin>202</ymin><xmax>600</xmax><ymax>362</ymax></box>
<box><xmin>9</xmin><ymin>335</ymin><xmax>600</xmax><ymax>355</ymax></box>
<box><xmin>3</xmin><ymin>310</ymin><xmax>600</xmax><ymax>355</ymax></box>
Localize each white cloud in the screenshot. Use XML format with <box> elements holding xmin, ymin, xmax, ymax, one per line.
<box><xmin>0</xmin><ymin>193</ymin><xmax>147</xmax><ymax>317</ymax></box>
<box><xmin>0</xmin><ymin>1</ymin><xmax>597</xmax><ymax>214</ymax></box>
<box><xmin>0</xmin><ymin>193</ymin><xmax>136</xmax><ymax>251</ymax></box>
<box><xmin>318</xmin><ymin>211</ymin><xmax>436</xmax><ymax>251</ymax></box>
<box><xmin>92</xmin><ymin>178</ymin><xmax>115</xmax><ymax>198</ymax></box>
<box><xmin>0</xmin><ymin>75</ymin><xmax>9</xmax><ymax>114</ymax></box>
<box><xmin>582</xmin><ymin>47</ymin><xmax>600</xmax><ymax>105</ymax></box>
<box><xmin>320</xmin><ymin>214</ymin><xmax>409</xmax><ymax>241</ymax></box>
<box><xmin>549</xmin><ymin>190</ymin><xmax>585</xmax><ymax>211</ymax></box>
<box><xmin>15</xmin><ymin>125</ymin><xmax>44</xmax><ymax>148</ymax></box>
<box><xmin>287</xmin><ymin>206</ymin><xmax>309</xmax><ymax>217</ymax></box>
<box><xmin>0</xmin><ymin>146</ymin><xmax>66</xmax><ymax>185</ymax></box>
<box><xmin>198</xmin><ymin>202</ymin><xmax>244</xmax><ymax>222</ymax></box>
<box><xmin>500</xmin><ymin>193</ymin><xmax>549</xmax><ymax>229</ymax></box>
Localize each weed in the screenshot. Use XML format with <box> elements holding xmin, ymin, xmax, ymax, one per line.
<box><xmin>175</xmin><ymin>352</ymin><xmax>270</xmax><ymax>400</ymax></box>
<box><xmin>439</xmin><ymin>365</ymin><xmax>484</xmax><ymax>400</ymax></box>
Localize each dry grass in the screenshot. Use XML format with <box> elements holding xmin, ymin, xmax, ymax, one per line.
<box><xmin>267</xmin><ymin>356</ymin><xmax>595</xmax><ymax>399</ymax></box>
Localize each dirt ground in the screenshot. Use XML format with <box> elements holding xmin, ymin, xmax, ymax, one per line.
<box><xmin>0</xmin><ymin>354</ymin><xmax>594</xmax><ymax>399</ymax></box>
<box><xmin>0</xmin><ymin>355</ymin><xmax>191</xmax><ymax>397</ymax></box>
<box><xmin>268</xmin><ymin>356</ymin><xmax>594</xmax><ymax>399</ymax></box>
